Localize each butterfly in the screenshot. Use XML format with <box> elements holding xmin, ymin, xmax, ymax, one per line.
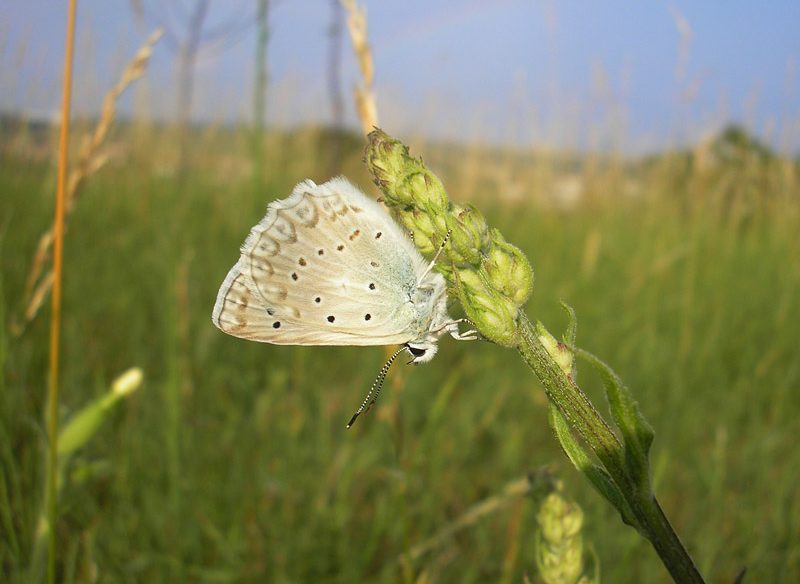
<box><xmin>212</xmin><ymin>177</ymin><xmax>476</xmax><ymax>426</ymax></box>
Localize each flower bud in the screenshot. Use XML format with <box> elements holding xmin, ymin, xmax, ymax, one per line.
<box><xmin>112</xmin><ymin>367</ymin><xmax>144</xmax><ymax>397</ymax></box>
<box><xmin>536</xmin><ymin>492</ymin><xmax>586</xmax><ymax>584</ymax></box>
<box><xmin>366</xmin><ymin>129</ymin><xmax>449</xmax><ymax>212</ymax></box>
<box><xmin>535</xmin><ymin>322</ymin><xmax>574</xmax><ymax>378</ymax></box>
<box><xmin>401</xmin><ymin>171</ymin><xmax>449</xmax><ymax>214</ymax></box>
<box><xmin>365</xmin><ymin>130</ymin><xmax>407</xmax><ymax>199</ymax></box>
<box><xmin>455</xmin><ymin>268</ymin><xmax>519</xmax><ymax>347</ymax></box>
<box><xmin>394</xmin><ymin>208</ymin><xmax>436</xmax><ymax>254</ymax></box>
<box><xmin>59</xmin><ymin>368</ymin><xmax>143</xmax><ymax>457</ymax></box>
<box><xmin>483</xmin><ymin>229</ymin><xmax>533</xmax><ymax>306</ymax></box>
<box><xmin>446</xmin><ymin>203</ymin><xmax>488</xmax><ymax>266</ymax></box>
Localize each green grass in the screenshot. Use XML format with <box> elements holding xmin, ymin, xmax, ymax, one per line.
<box><xmin>1</xmin><ymin>128</ymin><xmax>799</xmax><ymax>583</ymax></box>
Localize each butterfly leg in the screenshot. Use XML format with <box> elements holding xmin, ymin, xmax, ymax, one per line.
<box><xmin>437</xmin><ymin>318</ymin><xmax>480</xmax><ymax>341</ymax></box>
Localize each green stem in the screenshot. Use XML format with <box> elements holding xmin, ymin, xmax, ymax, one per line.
<box><xmin>516</xmin><ymin>314</ymin><xmax>704</xmax><ymax>584</ymax></box>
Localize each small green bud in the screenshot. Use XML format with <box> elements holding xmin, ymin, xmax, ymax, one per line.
<box><xmin>535</xmin><ymin>322</ymin><xmax>574</xmax><ymax>378</ymax></box>
<box><xmin>365</xmin><ymin>130</ymin><xmax>407</xmax><ymax>197</ymax></box>
<box><xmin>538</xmin><ymin>493</ymin><xmax>584</xmax><ymax>542</ymax></box>
<box><xmin>536</xmin><ymin>492</ymin><xmax>586</xmax><ymax>584</ymax></box>
<box><xmin>455</xmin><ymin>268</ymin><xmax>519</xmax><ymax>347</ymax></box>
<box><xmin>58</xmin><ymin>368</ymin><xmax>143</xmax><ymax>457</ymax></box>
<box><xmin>445</xmin><ymin>203</ymin><xmax>488</xmax><ymax>265</ymax></box>
<box><xmin>366</xmin><ymin>129</ymin><xmax>450</xmax><ymax>213</ymax></box>
<box><xmin>484</xmin><ymin>229</ymin><xmax>533</xmax><ymax>306</ymax></box>
<box><xmin>394</xmin><ymin>208</ymin><xmax>436</xmax><ymax>254</ymax></box>
<box><xmin>112</xmin><ymin>367</ymin><xmax>144</xmax><ymax>397</ymax></box>
<box><xmin>401</xmin><ymin>171</ymin><xmax>449</xmax><ymax>214</ymax></box>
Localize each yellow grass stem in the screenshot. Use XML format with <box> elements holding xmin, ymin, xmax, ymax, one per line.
<box><xmin>399</xmin><ymin>473</ymin><xmax>548</xmax><ymax>565</ymax></box>
<box><xmin>15</xmin><ymin>29</ymin><xmax>163</xmax><ymax>335</ymax></box>
<box><xmin>340</xmin><ymin>0</ymin><xmax>378</xmax><ymax>134</ymax></box>
<box><xmin>46</xmin><ymin>2</ymin><xmax>77</xmax><ymax>582</ymax></box>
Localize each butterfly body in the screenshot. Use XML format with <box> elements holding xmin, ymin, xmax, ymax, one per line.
<box><xmin>212</xmin><ymin>178</ymin><xmax>464</xmax><ymax>363</ymax></box>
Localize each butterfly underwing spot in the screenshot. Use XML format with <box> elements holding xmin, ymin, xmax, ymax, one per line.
<box><xmin>258</xmin><ymin>282</ymin><xmax>287</xmax><ymax>301</ymax></box>
<box><xmin>291</xmin><ymin>197</ymin><xmax>319</xmax><ymax>227</ymax></box>
<box><xmin>375</xmin><ymin>231</ymin><xmax>382</xmax><ymax>239</ymax></box>
<box><xmin>337</xmin><ymin>244</ymin><xmax>345</xmax><ymax>251</ymax></box>
<box><xmin>317</xmin><ymin>249</ymin><xmax>324</xmax><ymax>255</ymax></box>
<box><xmin>314</xmin><ymin>296</ymin><xmax>321</xmax><ymax>303</ymax></box>
<box><xmin>298</xmin><ymin>257</ymin><xmax>307</xmax><ymax>266</ymax></box>
<box><xmin>369</xmin><ymin>283</ymin><xmax>376</xmax><ymax>290</ymax></box>
<box><xmin>365</xmin><ymin>314</ymin><xmax>372</xmax><ymax>321</ymax></box>
<box><xmin>267</xmin><ymin>308</ymin><xmax>275</xmax><ymax>316</ymax></box>
<box><xmin>349</xmin><ymin>229</ymin><xmax>361</xmax><ymax>241</ymax></box>
<box><xmin>251</xmin><ymin>260</ymin><xmax>273</xmax><ymax>276</ymax></box>
<box><xmin>291</xmin><ymin>273</ymin><xmax>298</xmax><ymax>281</ymax></box>
<box><xmin>271</xmin><ymin>216</ymin><xmax>297</xmax><ymax>243</ymax></box>
<box><xmin>327</xmin><ymin>315</ymin><xmax>335</xmax><ymax>323</ymax></box>
<box><xmin>350</xmin><ymin>205</ymin><xmax>364</xmax><ymax>213</ymax></box>
<box><xmin>370</xmin><ymin>261</ymin><xmax>380</xmax><ymax>268</ymax></box>
<box><xmin>254</xmin><ymin>235</ymin><xmax>280</xmax><ymax>256</ymax></box>
<box><xmin>214</xmin><ymin>274</ymin><xmax>251</xmax><ymax>333</ymax></box>
<box><xmin>330</xmin><ymin>196</ymin><xmax>348</xmax><ymax>215</ymax></box>
<box><xmin>273</xmin><ymin>322</ymin><xmax>281</xmax><ymax>329</ymax></box>
<box><xmin>321</xmin><ymin>198</ymin><xmax>348</xmax><ymax>221</ymax></box>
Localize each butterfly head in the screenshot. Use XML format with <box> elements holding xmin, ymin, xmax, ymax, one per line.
<box><xmin>405</xmin><ymin>341</ymin><xmax>438</xmax><ymax>364</ymax></box>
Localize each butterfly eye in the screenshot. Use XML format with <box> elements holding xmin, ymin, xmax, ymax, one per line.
<box><xmin>408</xmin><ymin>346</ymin><xmax>426</xmax><ymax>358</ymax></box>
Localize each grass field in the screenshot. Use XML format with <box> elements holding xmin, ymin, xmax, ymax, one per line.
<box><xmin>2</xmin><ymin>125</ymin><xmax>800</xmax><ymax>583</ymax></box>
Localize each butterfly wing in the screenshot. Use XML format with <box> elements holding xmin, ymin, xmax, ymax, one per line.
<box><xmin>212</xmin><ymin>178</ymin><xmax>432</xmax><ymax>346</ymax></box>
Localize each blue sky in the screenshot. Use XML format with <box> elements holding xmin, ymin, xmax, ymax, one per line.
<box><xmin>2</xmin><ymin>0</ymin><xmax>799</xmax><ymax>152</ymax></box>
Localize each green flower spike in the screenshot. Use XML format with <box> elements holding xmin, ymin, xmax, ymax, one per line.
<box><xmin>364</xmin><ymin>129</ymin><xmax>706</xmax><ymax>584</ymax></box>
<box><xmin>536</xmin><ymin>489</ymin><xmax>597</xmax><ymax>584</ymax></box>
<box><xmin>365</xmin><ymin>129</ymin><xmax>532</xmax><ymax>346</ymax></box>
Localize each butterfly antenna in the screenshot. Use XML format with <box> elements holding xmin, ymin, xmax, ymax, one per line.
<box><xmin>416</xmin><ymin>229</ymin><xmax>452</xmax><ymax>285</ymax></box>
<box><xmin>347</xmin><ymin>346</ymin><xmax>407</xmax><ymax>428</ymax></box>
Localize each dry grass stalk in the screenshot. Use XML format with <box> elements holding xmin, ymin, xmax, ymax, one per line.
<box><xmin>14</xmin><ymin>29</ymin><xmax>163</xmax><ymax>335</ymax></box>
<box><xmin>400</xmin><ymin>474</ymin><xmax>543</xmax><ymax>564</ymax></box>
<box><xmin>339</xmin><ymin>0</ymin><xmax>378</xmax><ymax>133</ymax></box>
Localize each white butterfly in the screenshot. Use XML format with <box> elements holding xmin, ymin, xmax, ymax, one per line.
<box><xmin>212</xmin><ymin>178</ymin><xmax>475</xmax><ymax>424</ymax></box>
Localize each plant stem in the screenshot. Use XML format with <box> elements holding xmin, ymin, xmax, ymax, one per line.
<box><xmin>516</xmin><ymin>314</ymin><xmax>704</xmax><ymax>583</ymax></box>
<box><xmin>46</xmin><ymin>1</ymin><xmax>77</xmax><ymax>582</ymax></box>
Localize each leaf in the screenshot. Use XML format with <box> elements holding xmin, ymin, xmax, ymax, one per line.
<box><xmin>548</xmin><ymin>404</ymin><xmax>640</xmax><ymax>530</ymax></box>
<box><xmin>560</xmin><ymin>302</ymin><xmax>578</xmax><ymax>379</ymax></box>
<box><xmin>576</xmin><ymin>349</ymin><xmax>655</xmax><ymax>491</ymax></box>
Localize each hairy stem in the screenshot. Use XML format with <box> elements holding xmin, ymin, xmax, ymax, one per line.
<box><xmin>516</xmin><ymin>314</ymin><xmax>704</xmax><ymax>583</ymax></box>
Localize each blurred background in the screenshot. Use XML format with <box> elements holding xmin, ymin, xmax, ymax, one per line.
<box><xmin>2</xmin><ymin>1</ymin><xmax>799</xmax><ymax>582</ymax></box>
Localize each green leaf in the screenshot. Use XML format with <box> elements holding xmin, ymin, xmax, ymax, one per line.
<box><xmin>576</xmin><ymin>349</ymin><xmax>655</xmax><ymax>492</ymax></box>
<box><xmin>548</xmin><ymin>404</ymin><xmax>640</xmax><ymax>530</ymax></box>
<box><xmin>560</xmin><ymin>302</ymin><xmax>578</xmax><ymax>379</ymax></box>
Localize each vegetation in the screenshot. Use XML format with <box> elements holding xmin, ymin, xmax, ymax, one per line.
<box><xmin>2</xmin><ymin>119</ymin><xmax>799</xmax><ymax>582</ymax></box>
